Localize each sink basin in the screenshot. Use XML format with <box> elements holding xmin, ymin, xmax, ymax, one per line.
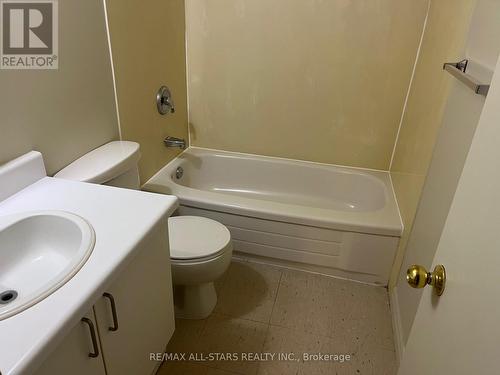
<box><xmin>0</xmin><ymin>211</ymin><xmax>95</xmax><ymax>320</ymax></box>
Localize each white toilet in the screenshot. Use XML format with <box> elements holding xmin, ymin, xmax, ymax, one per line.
<box><xmin>169</xmin><ymin>216</ymin><xmax>232</xmax><ymax>319</ymax></box>
<box><xmin>54</xmin><ymin>141</ymin><xmax>233</xmax><ymax>319</ymax></box>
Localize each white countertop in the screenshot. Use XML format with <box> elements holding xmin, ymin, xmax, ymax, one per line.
<box><xmin>0</xmin><ymin>177</ymin><xmax>178</xmax><ymax>375</ymax></box>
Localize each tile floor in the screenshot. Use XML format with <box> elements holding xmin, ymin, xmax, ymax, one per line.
<box><xmin>157</xmin><ymin>260</ymin><xmax>396</xmax><ymax>375</ymax></box>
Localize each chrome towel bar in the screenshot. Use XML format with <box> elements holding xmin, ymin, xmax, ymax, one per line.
<box><xmin>443</xmin><ymin>59</ymin><xmax>490</xmax><ymax>97</ymax></box>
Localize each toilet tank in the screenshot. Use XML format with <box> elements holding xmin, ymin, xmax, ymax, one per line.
<box><xmin>54</xmin><ymin>141</ymin><xmax>141</xmax><ymax>190</ymax></box>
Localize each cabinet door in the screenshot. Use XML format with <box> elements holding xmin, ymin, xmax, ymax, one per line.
<box><xmin>35</xmin><ymin>310</ymin><xmax>106</xmax><ymax>375</ymax></box>
<box><xmin>94</xmin><ymin>221</ymin><xmax>175</xmax><ymax>375</ymax></box>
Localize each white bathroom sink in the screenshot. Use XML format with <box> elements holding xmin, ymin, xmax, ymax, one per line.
<box><xmin>0</xmin><ymin>211</ymin><xmax>95</xmax><ymax>320</ymax></box>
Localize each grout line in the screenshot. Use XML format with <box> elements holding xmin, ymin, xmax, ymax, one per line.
<box><xmin>102</xmin><ymin>0</ymin><xmax>122</xmax><ymax>140</ymax></box>
<box><xmin>389</xmin><ymin>0</ymin><xmax>432</xmax><ymax>170</ymax></box>
<box><xmin>256</xmin><ymin>268</ymin><xmax>281</xmax><ymax>372</ymax></box>
<box><xmin>388</xmin><ymin>172</ymin><xmax>404</xmax><ymax>232</ymax></box>
<box><xmin>184</xmin><ymin>1</ymin><xmax>192</xmax><ymax>147</ymax></box>
<box><xmin>268</xmin><ymin>270</ymin><xmax>283</xmax><ymax>325</ymax></box>
<box><xmin>210</xmin><ymin>311</ymin><xmax>271</xmax><ymax>326</ymax></box>
<box><xmin>258</xmin><ymin>323</ymin><xmax>272</xmax><ymax>369</ymax></box>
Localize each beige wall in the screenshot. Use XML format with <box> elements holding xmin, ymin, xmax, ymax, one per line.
<box><xmin>186</xmin><ymin>0</ymin><xmax>428</xmax><ymax>170</ymax></box>
<box><xmin>389</xmin><ymin>0</ymin><xmax>477</xmax><ymax>288</ymax></box>
<box><xmin>0</xmin><ymin>0</ymin><xmax>118</xmax><ymax>175</ymax></box>
<box><xmin>106</xmin><ymin>0</ymin><xmax>189</xmax><ymax>184</ymax></box>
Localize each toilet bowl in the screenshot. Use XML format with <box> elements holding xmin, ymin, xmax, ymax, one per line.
<box><xmin>168</xmin><ymin>216</ymin><xmax>233</xmax><ymax>319</ymax></box>
<box><xmin>53</xmin><ymin>141</ymin><xmax>233</xmax><ymax>319</ymax></box>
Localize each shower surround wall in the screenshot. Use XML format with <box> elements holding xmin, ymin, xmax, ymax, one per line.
<box><xmin>185</xmin><ymin>0</ymin><xmax>429</xmax><ymax>170</ymax></box>
<box><xmin>106</xmin><ymin>0</ymin><xmax>189</xmax><ymax>183</ymax></box>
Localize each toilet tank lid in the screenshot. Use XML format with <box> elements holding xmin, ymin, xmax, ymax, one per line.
<box><xmin>54</xmin><ymin>141</ymin><xmax>140</xmax><ymax>184</ymax></box>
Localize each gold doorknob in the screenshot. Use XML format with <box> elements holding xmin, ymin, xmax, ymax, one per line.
<box><xmin>406</xmin><ymin>264</ymin><xmax>446</xmax><ymax>296</ymax></box>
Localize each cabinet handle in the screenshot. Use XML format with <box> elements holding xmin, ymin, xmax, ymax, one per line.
<box><xmin>103</xmin><ymin>292</ymin><xmax>119</xmax><ymax>331</ymax></box>
<box><xmin>81</xmin><ymin>317</ymin><xmax>99</xmax><ymax>358</ymax></box>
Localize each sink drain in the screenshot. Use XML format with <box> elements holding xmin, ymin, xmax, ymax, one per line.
<box><xmin>0</xmin><ymin>290</ymin><xmax>18</xmax><ymax>305</ymax></box>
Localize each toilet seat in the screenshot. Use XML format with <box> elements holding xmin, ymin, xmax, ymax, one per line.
<box><xmin>168</xmin><ymin>216</ymin><xmax>232</xmax><ymax>261</ymax></box>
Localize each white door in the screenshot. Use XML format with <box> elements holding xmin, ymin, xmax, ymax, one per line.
<box><xmin>398</xmin><ymin>56</ymin><xmax>500</xmax><ymax>373</ymax></box>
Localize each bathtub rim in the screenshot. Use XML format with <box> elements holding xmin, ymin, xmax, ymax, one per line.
<box><xmin>143</xmin><ymin>147</ymin><xmax>403</xmax><ymax>237</ymax></box>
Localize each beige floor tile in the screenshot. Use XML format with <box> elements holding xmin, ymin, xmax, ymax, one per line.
<box><xmin>206</xmin><ymin>368</ymin><xmax>245</xmax><ymax>375</ymax></box>
<box><xmin>157</xmin><ymin>361</ymin><xmax>244</xmax><ymax>375</ymax></box>
<box><xmin>257</xmin><ymin>325</ymin><xmax>354</xmax><ymax>375</ymax></box>
<box><xmin>332</xmin><ymin>283</ymin><xmax>394</xmax><ymax>352</ymax></box>
<box><xmin>351</xmin><ymin>345</ymin><xmax>396</xmax><ymax>375</ymax></box>
<box><xmin>197</xmin><ymin>313</ymin><xmax>269</xmax><ymax>375</ymax></box>
<box><xmin>215</xmin><ymin>266</ymin><xmax>230</xmax><ymax>294</ymax></box>
<box><xmin>167</xmin><ymin>318</ymin><xmax>208</xmax><ymax>354</ymax></box>
<box><xmin>270</xmin><ymin>269</ymin><xmax>349</xmax><ymax>336</ymax></box>
<box><xmin>258</xmin><ymin>325</ymin><xmax>318</xmax><ymax>375</ymax></box>
<box><xmin>166</xmin><ymin>262</ymin><xmax>395</xmax><ymax>375</ymax></box>
<box><xmin>157</xmin><ymin>361</ymin><xmax>209</xmax><ymax>375</ymax></box>
<box><xmin>271</xmin><ymin>269</ymin><xmax>393</xmax><ymax>353</ymax></box>
<box><xmin>258</xmin><ymin>325</ymin><xmax>302</xmax><ymax>375</ymax></box>
<box><xmin>215</xmin><ymin>261</ymin><xmax>282</xmax><ymax>323</ymax></box>
<box><xmin>298</xmin><ymin>356</ymin><xmax>354</xmax><ymax>375</ymax></box>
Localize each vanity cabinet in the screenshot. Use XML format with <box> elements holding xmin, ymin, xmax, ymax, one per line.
<box><xmin>35</xmin><ymin>223</ymin><xmax>175</xmax><ymax>375</ymax></box>
<box><xmin>35</xmin><ymin>310</ymin><xmax>106</xmax><ymax>375</ymax></box>
<box><xmin>93</xmin><ymin>225</ymin><xmax>175</xmax><ymax>375</ymax></box>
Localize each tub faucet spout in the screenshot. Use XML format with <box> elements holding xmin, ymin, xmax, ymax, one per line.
<box><xmin>164</xmin><ymin>136</ymin><xmax>186</xmax><ymax>149</ymax></box>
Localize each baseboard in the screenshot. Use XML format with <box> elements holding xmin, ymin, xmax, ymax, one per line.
<box><xmin>389</xmin><ymin>286</ymin><xmax>405</xmax><ymax>364</ymax></box>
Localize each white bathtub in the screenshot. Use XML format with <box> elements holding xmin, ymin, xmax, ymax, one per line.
<box><xmin>143</xmin><ymin>147</ymin><xmax>402</xmax><ymax>285</ymax></box>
